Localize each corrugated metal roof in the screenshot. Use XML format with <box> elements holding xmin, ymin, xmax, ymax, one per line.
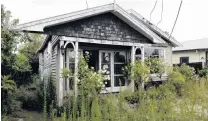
<box><xmin>173</xmin><ymin>38</ymin><xmax>208</xmax><ymax>51</ymax></box>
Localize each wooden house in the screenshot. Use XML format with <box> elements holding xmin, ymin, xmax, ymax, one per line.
<box><xmin>11</xmin><ymin>3</ymin><xmax>181</xmax><ymax>106</ymax></box>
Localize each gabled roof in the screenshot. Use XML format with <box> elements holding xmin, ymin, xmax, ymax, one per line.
<box><xmin>127</xmin><ymin>9</ymin><xmax>181</xmax><ymax>47</ymax></box>
<box><xmin>10</xmin><ymin>3</ymin><xmax>180</xmax><ymax>46</ymax></box>
<box><xmin>173</xmin><ymin>38</ymin><xmax>208</xmax><ymax>51</ymax></box>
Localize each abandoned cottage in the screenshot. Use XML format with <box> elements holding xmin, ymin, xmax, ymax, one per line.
<box><xmin>11</xmin><ymin>3</ymin><xmax>181</xmax><ymax>105</ymax></box>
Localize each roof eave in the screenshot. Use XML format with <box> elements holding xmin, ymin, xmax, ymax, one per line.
<box><xmin>127</xmin><ymin>9</ymin><xmax>182</xmax><ymax>47</ymax></box>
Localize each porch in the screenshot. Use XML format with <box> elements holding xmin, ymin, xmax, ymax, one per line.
<box><xmin>58</xmin><ymin>36</ymin><xmax>166</xmax><ymax>97</ymax></box>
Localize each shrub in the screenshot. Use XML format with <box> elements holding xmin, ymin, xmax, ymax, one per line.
<box><xmin>174</xmin><ymin>64</ymin><xmax>196</xmax><ymax>81</ymax></box>
<box><xmin>168</xmin><ymin>70</ymin><xmax>185</xmax><ymax>96</ymax></box>
<box><xmin>198</xmin><ymin>67</ymin><xmax>208</xmax><ymax>78</ymax></box>
<box><xmin>78</xmin><ymin>55</ymin><xmax>105</xmax><ymax>96</ymax></box>
<box><xmin>124</xmin><ymin>92</ymin><xmax>141</xmax><ymax>104</ymax></box>
<box><xmin>1</xmin><ymin>75</ymin><xmax>19</xmax><ymax>115</ymax></box>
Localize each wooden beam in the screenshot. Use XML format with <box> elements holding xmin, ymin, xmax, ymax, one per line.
<box><xmin>74</xmin><ymin>40</ymin><xmax>79</xmax><ymax>97</ymax></box>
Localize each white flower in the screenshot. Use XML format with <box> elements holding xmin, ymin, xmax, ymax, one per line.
<box><xmin>93</xmin><ymin>72</ymin><xmax>96</xmax><ymax>76</ymax></box>
<box><xmin>102</xmin><ymin>84</ymin><xmax>105</xmax><ymax>88</ymax></box>
<box><xmin>106</xmin><ymin>75</ymin><xmax>110</xmax><ymax>80</ymax></box>
<box><xmin>77</xmin><ymin>79</ymin><xmax>80</xmax><ymax>82</ymax></box>
<box><xmin>105</xmin><ymin>81</ymin><xmax>108</xmax><ymax>84</ymax></box>
<box><xmin>85</xmin><ymin>51</ymin><xmax>89</xmax><ymax>54</ymax></box>
<box><xmin>106</xmin><ymin>71</ymin><xmax>110</xmax><ymax>74</ymax></box>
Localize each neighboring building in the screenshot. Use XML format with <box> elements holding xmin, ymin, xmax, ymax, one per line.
<box><xmin>11</xmin><ymin>4</ymin><xmax>180</xmax><ymax>106</ymax></box>
<box><xmin>172</xmin><ymin>38</ymin><xmax>208</xmax><ymax>71</ymax></box>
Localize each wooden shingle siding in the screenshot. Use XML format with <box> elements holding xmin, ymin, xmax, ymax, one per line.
<box><xmin>44</xmin><ymin>13</ymin><xmax>153</xmax><ymax>44</ymax></box>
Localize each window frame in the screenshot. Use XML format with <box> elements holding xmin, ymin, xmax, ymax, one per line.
<box><xmin>180</xmin><ymin>57</ymin><xmax>189</xmax><ymax>64</ymax></box>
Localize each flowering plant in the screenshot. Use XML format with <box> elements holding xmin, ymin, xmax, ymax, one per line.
<box><xmin>78</xmin><ymin>53</ymin><xmax>106</xmax><ymax>96</ymax></box>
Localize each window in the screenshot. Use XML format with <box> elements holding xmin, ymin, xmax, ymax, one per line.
<box><xmin>144</xmin><ymin>47</ymin><xmax>164</xmax><ymax>59</ymax></box>
<box><xmin>64</xmin><ymin>49</ymin><xmax>81</xmax><ymax>91</ymax></box>
<box><xmin>180</xmin><ymin>57</ymin><xmax>189</xmax><ymax>64</ymax></box>
<box><xmin>114</xmin><ymin>52</ymin><xmax>126</xmax><ymax>86</ymax></box>
<box><xmin>144</xmin><ymin>47</ymin><xmax>165</xmax><ymax>74</ymax></box>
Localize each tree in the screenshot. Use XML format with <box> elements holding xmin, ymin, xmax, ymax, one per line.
<box><xmin>18</xmin><ymin>33</ymin><xmax>44</xmax><ymax>63</ymax></box>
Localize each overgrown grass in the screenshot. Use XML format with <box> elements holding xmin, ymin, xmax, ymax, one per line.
<box><xmin>35</xmin><ymin>78</ymin><xmax>207</xmax><ymax>121</ymax></box>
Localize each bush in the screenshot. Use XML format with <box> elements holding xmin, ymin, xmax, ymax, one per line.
<box><xmin>198</xmin><ymin>67</ymin><xmax>208</xmax><ymax>78</ymax></box>
<box><xmin>174</xmin><ymin>64</ymin><xmax>196</xmax><ymax>81</ymax></box>
<box><xmin>16</xmin><ymin>84</ymin><xmax>40</xmax><ymax>111</ymax></box>
<box><xmin>124</xmin><ymin>92</ymin><xmax>141</xmax><ymax>104</ymax></box>
<box><xmin>168</xmin><ymin>70</ymin><xmax>185</xmax><ymax>96</ymax></box>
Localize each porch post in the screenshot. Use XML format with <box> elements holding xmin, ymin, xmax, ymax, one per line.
<box><xmin>140</xmin><ymin>46</ymin><xmax>145</xmax><ymax>89</ymax></box>
<box><xmin>58</xmin><ymin>40</ymin><xmax>64</xmax><ymax>106</ymax></box>
<box><xmin>74</xmin><ymin>40</ymin><xmax>79</xmax><ymax>97</ymax></box>
<box><xmin>131</xmin><ymin>46</ymin><xmax>135</xmax><ymax>92</ymax></box>
<box><xmin>141</xmin><ymin>46</ymin><xmax>145</xmax><ymax>62</ymax></box>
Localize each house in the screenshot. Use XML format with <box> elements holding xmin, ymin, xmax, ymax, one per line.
<box><xmin>11</xmin><ymin>3</ymin><xmax>180</xmax><ymax>106</ymax></box>
<box><xmin>172</xmin><ymin>38</ymin><xmax>208</xmax><ymax>71</ymax></box>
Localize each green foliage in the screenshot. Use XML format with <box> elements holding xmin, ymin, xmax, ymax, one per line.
<box><xmin>1</xmin><ymin>75</ymin><xmax>19</xmax><ymax>115</ymax></box>
<box><xmin>1</xmin><ymin>75</ymin><xmax>16</xmax><ymax>93</ymax></box>
<box><xmin>61</xmin><ymin>68</ymin><xmax>72</xmax><ymax>78</ymax></box>
<box><xmin>168</xmin><ymin>70</ymin><xmax>185</xmax><ymax>96</ymax></box>
<box><xmin>132</xmin><ymin>60</ymin><xmax>150</xmax><ymax>82</ymax></box>
<box><xmin>18</xmin><ymin>33</ymin><xmax>44</xmax><ymax>63</ymax></box>
<box><xmin>198</xmin><ymin>67</ymin><xmax>208</xmax><ymax>78</ymax></box>
<box><xmin>174</xmin><ymin>64</ymin><xmax>196</xmax><ymax>81</ymax></box>
<box><xmin>146</xmin><ymin>58</ymin><xmax>166</xmax><ymax>78</ymax></box>
<box><xmin>78</xmin><ymin>55</ymin><xmax>105</xmax><ymax>96</ymax></box>
<box><xmin>15</xmin><ymin>80</ymin><xmax>41</xmax><ymax>111</ymax></box>
<box><xmin>12</xmin><ymin>53</ymin><xmax>31</xmax><ymax>72</ymax></box>
<box><xmin>91</xmin><ymin>97</ymin><xmax>102</xmax><ymax>121</ymax></box>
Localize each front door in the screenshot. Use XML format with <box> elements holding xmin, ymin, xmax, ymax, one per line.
<box><xmin>99</xmin><ymin>50</ymin><xmax>127</xmax><ymax>92</ymax></box>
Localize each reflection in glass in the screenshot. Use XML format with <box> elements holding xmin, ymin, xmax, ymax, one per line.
<box><xmin>114</xmin><ymin>64</ymin><xmax>125</xmax><ymax>74</ymax></box>
<box><xmin>104</xmin><ymin>78</ymin><xmax>111</xmax><ymax>87</ymax></box>
<box><xmin>114</xmin><ymin>52</ymin><xmax>126</xmax><ymax>63</ymax></box>
<box><xmin>102</xmin><ymin>52</ymin><xmax>110</xmax><ymax>63</ymax></box>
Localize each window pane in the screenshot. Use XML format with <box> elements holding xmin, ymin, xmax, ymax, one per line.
<box><xmin>144</xmin><ymin>48</ymin><xmax>159</xmax><ymax>58</ymax></box>
<box><xmin>102</xmin><ymin>52</ymin><xmax>111</xmax><ymax>63</ymax></box>
<box><xmin>114</xmin><ymin>52</ymin><xmax>126</xmax><ymax>63</ymax></box>
<box><xmin>104</xmin><ymin>77</ymin><xmax>111</xmax><ymax>87</ymax></box>
<box><xmin>69</xmin><ymin>77</ymin><xmax>73</xmax><ymax>90</ymax></box>
<box><xmin>65</xmin><ymin>79</ymin><xmax>67</xmax><ymax>90</ymax></box>
<box><xmin>101</xmin><ymin>64</ymin><xmax>111</xmax><ymax>75</ymax></box>
<box><xmin>114</xmin><ymin>76</ymin><xmax>125</xmax><ymax>86</ymax></box>
<box><xmin>180</xmin><ymin>57</ymin><xmax>189</xmax><ymax>64</ymax></box>
<box><xmin>69</xmin><ymin>50</ymin><xmax>75</xmax><ymax>62</ymax></box>
<box><xmin>114</xmin><ymin>64</ymin><xmax>125</xmax><ymax>74</ymax></box>
<box><xmin>69</xmin><ymin>63</ymin><xmax>75</xmax><ymax>73</ymax></box>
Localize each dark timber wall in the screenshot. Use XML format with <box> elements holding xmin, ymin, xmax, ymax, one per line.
<box><xmin>44</xmin><ymin>12</ymin><xmax>152</xmax><ymax>44</ymax></box>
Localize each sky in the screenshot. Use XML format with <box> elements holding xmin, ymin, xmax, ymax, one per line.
<box><xmin>1</xmin><ymin>0</ymin><xmax>208</xmax><ymax>42</ymax></box>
